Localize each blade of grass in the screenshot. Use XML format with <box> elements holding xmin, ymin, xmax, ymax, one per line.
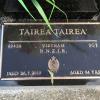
<box><xmin>46</xmin><ymin>0</ymin><xmax>68</xmax><ymax>22</ymax></box>
<box><xmin>18</xmin><ymin>0</ymin><xmax>36</xmax><ymax>21</ymax></box>
<box><xmin>49</xmin><ymin>0</ymin><xmax>55</xmax><ymax>20</ymax></box>
<box><xmin>31</xmin><ymin>0</ymin><xmax>53</xmax><ymax>32</ymax></box>
<box><xmin>48</xmin><ymin>70</ymin><xmax>54</xmax><ymax>85</ymax></box>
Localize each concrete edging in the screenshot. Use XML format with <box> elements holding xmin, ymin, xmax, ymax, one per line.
<box><xmin>0</xmin><ymin>86</ymin><xmax>100</xmax><ymax>100</ymax></box>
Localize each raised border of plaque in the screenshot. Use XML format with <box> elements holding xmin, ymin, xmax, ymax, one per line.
<box><xmin>0</xmin><ymin>22</ymin><xmax>100</xmax><ymax>80</ymax></box>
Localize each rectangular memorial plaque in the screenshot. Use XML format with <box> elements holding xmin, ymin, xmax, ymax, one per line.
<box><xmin>0</xmin><ymin>23</ymin><xmax>100</xmax><ymax>80</ymax></box>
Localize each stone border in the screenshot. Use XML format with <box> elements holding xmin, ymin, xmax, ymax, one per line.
<box><xmin>0</xmin><ymin>86</ymin><xmax>100</xmax><ymax>100</ymax></box>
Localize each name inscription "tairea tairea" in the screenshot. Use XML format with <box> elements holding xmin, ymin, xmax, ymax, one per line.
<box><xmin>19</xmin><ymin>28</ymin><xmax>87</xmax><ymax>36</ymax></box>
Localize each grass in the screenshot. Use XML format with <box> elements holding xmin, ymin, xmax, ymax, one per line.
<box><xmin>18</xmin><ymin>0</ymin><xmax>68</xmax><ymax>85</ymax></box>
<box><xmin>18</xmin><ymin>0</ymin><xmax>68</xmax><ymax>31</ymax></box>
